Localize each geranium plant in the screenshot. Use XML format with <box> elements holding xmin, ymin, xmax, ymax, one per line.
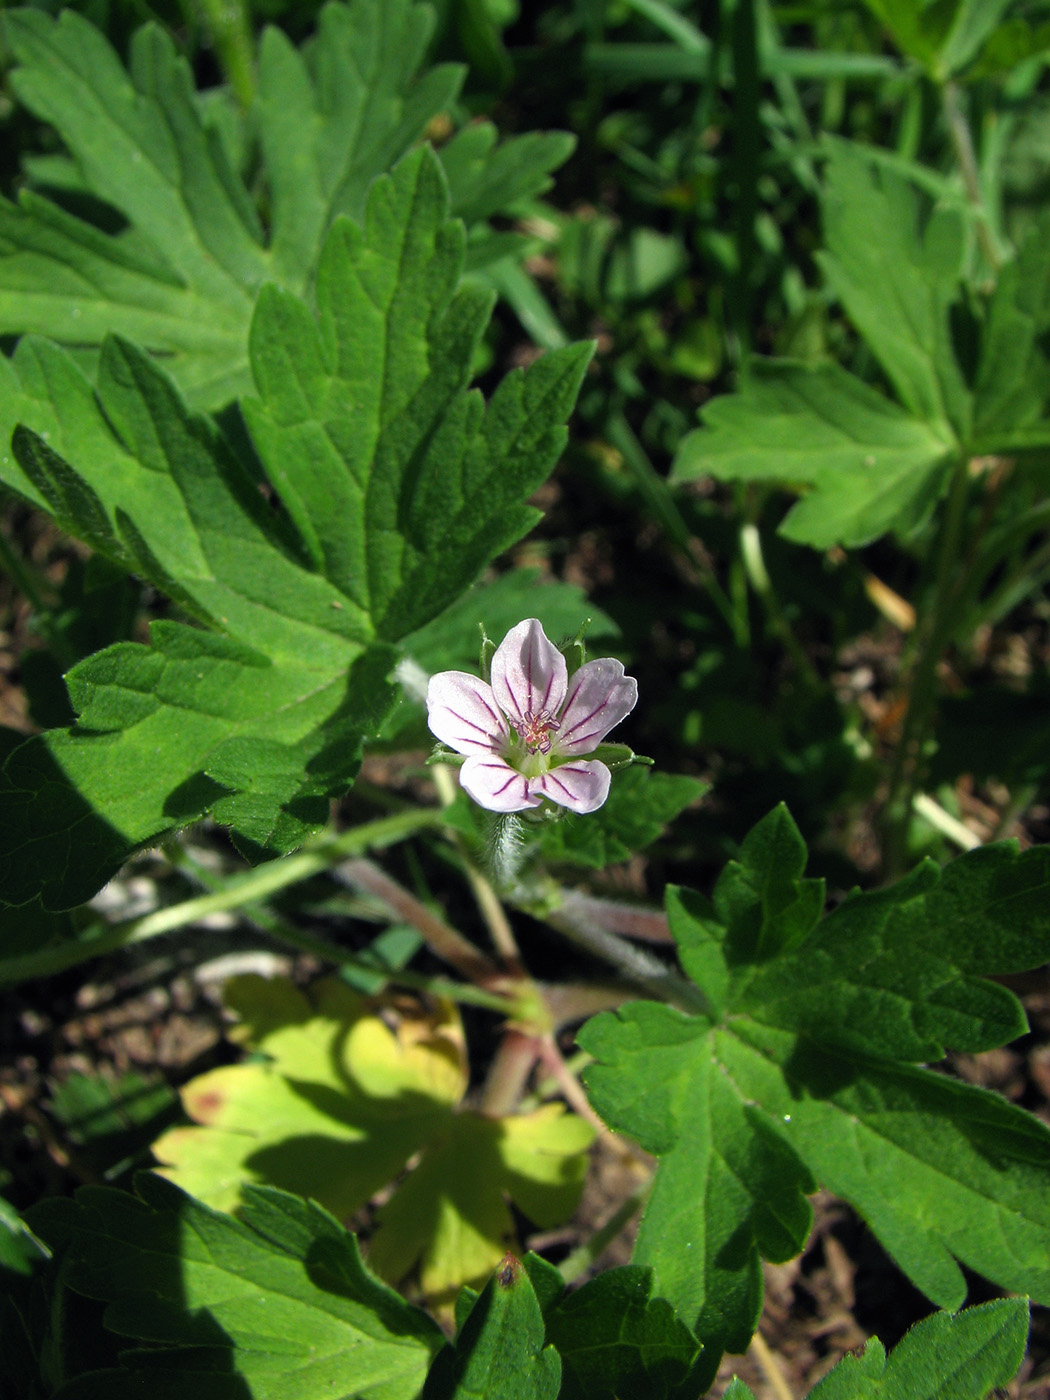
<box><xmin>1</xmin><ymin>1</ymin><xmax>1048</xmax><ymax>1397</ymax></box>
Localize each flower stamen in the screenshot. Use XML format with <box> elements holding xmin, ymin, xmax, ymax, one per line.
<box><xmin>513</xmin><ymin>708</ymin><xmax>560</xmax><ymax>754</ymax></box>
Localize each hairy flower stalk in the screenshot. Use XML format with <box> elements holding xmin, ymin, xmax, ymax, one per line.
<box><xmin>426</xmin><ymin>619</ymin><xmax>638</xmax><ymax>814</ymax></box>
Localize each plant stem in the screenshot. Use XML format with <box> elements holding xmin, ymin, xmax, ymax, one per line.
<box><xmin>479</xmin><ymin>1028</ymin><xmax>541</xmax><ymax>1116</ymax></box>
<box><xmin>531</xmin><ymin>892</ymin><xmax>710</xmax><ymax>1016</ymax></box>
<box><xmin>0</xmin><ymin>808</ymin><xmax>447</xmax><ymax>985</ymax></box>
<box><xmin>942</xmin><ymin>80</ymin><xmax>999</xmax><ymax>272</ymax></box>
<box><xmin>556</xmin><ymin>890</ymin><xmax>672</xmax><ymax>943</ymax></box>
<box><xmin>197</xmin><ymin>0</ymin><xmax>256</xmax><ymax>109</ymax></box>
<box><xmin>883</xmin><ymin>458</ymin><xmax>972</xmax><ymax>873</ymax></box>
<box><xmin>912</xmin><ymin>793</ymin><xmax>980</xmax><ymax>851</ymax></box>
<box><xmin>335</xmin><ymin>857</ymin><xmax>505</xmax><ymax>990</ymax></box>
<box><xmin>431</xmin><ymin>764</ymin><xmax>524</xmax><ymax>974</ymax></box>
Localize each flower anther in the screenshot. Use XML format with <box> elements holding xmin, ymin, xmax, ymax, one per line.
<box><xmin>426</xmin><ymin>618</ymin><xmax>638</xmax><ymax>814</ymax></box>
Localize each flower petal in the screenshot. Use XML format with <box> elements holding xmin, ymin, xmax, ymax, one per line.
<box><xmin>490</xmin><ymin>619</ymin><xmax>567</xmax><ymax>728</ymax></box>
<box><xmin>554</xmin><ymin>659</ymin><xmax>638</xmax><ymax>755</ymax></box>
<box><xmin>427</xmin><ymin>672</ymin><xmax>507</xmax><ymax>755</ymax></box>
<box><xmin>534</xmin><ymin>760</ymin><xmax>611</xmax><ymax>814</ymax></box>
<box><xmin>460</xmin><ymin>756</ymin><xmax>542</xmax><ymax>812</ymax></box>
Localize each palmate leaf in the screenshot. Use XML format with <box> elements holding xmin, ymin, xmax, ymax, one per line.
<box><xmin>816</xmin><ymin>140</ymin><xmax>971</xmax><ymax>434</ymax></box>
<box><xmin>26</xmin><ymin>1175</ymin><xmax>442</xmax><ymax>1400</ymax></box>
<box><xmin>151</xmin><ymin>976</ymin><xmax>469</xmax><ymax>1216</ymax></box>
<box><xmin>578</xmin><ymin>806</ymin><xmax>1050</xmax><ymax>1365</ymax></box>
<box><xmin>152</xmin><ymin>976</ymin><xmax>594</xmax><ymax>1305</ymax></box>
<box><xmin>0</xmin><ymin>148</ymin><xmax>591</xmax><ymax>910</ymax></box>
<box><xmin>0</xmin><ymin>0</ymin><xmax>573</xmax><ymax>410</ymax></box>
<box><xmin>671</xmin><ymin>359</ymin><xmax>956</xmax><ymax>548</ymax></box>
<box><xmin>672</xmin><ymin>141</ymin><xmax>1050</xmax><ymax>547</ymax></box>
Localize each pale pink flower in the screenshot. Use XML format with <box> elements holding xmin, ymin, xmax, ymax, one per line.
<box><xmin>426</xmin><ymin>619</ymin><xmax>638</xmax><ymax>814</ymax></box>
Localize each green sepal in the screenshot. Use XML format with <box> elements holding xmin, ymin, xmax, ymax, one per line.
<box><xmin>587</xmin><ymin>743</ymin><xmax>653</xmax><ymax>772</ymax></box>
<box><xmin>558</xmin><ymin>619</ymin><xmax>591</xmax><ymax>675</ymax></box>
<box><xmin>479</xmin><ymin>625</ymin><xmax>496</xmax><ymax>684</ymax></box>
<box><xmin>426</xmin><ymin>748</ymin><xmax>468</xmax><ymax>767</ymax></box>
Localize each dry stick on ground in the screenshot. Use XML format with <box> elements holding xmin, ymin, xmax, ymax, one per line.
<box><xmin>748</xmin><ymin>1330</ymin><xmax>796</xmax><ymax>1400</ymax></box>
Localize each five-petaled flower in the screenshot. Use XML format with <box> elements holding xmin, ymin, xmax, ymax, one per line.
<box><xmin>426</xmin><ymin>619</ymin><xmax>638</xmax><ymax>814</ymax></box>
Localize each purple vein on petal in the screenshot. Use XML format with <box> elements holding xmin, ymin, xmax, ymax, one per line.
<box><xmin>479</xmin><ymin>763</ymin><xmax>521</xmax><ymax>798</ymax></box>
<box><xmin>525</xmin><ymin>640</ymin><xmax>535</xmax><ymax>715</ymax></box>
<box><xmin>448</xmin><ymin>708</ymin><xmax>501</xmax><ymax>740</ymax></box>
<box><xmin>560</xmin><ymin>727</ymin><xmax>605</xmax><ymax>750</ymax></box>
<box><xmin>560</xmin><ymin>702</ymin><xmax>609</xmax><ymax>739</ymax></box>
<box><xmin>544</xmin><ymin>772</ymin><xmax>575</xmax><ymax>800</ymax></box>
<box><xmin>444</xmin><ymin>714</ymin><xmax>500</xmax><ymax>752</ymax></box>
<box><xmin>540</xmin><ymin>654</ymin><xmax>555</xmax><ymax>712</ymax></box>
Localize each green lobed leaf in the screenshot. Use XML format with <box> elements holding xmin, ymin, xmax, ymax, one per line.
<box><xmin>437</xmin><ymin>126</ymin><xmax>575</xmax><ymax>226</ymax></box>
<box><xmin>580</xmin><ymin>1001</ymin><xmax>815</xmax><ymax>1357</ymax></box>
<box><xmin>240</xmin><ymin>147</ymin><xmax>592</xmax><ymax>642</ymax></box>
<box><xmin>579</xmin><ymin>806</ymin><xmax>1050</xmax><ymax>1363</ymax></box>
<box><xmin>544</xmin><ymin>1265</ymin><xmax>709</xmax><ymax>1400</ymax></box>
<box><xmin>422</xmin><ymin>1256</ymin><xmax>561</xmax><ymax>1400</ymax></box>
<box><xmin>1</xmin><ymin>10</ymin><xmax>268</xmax><ymax>408</ymax></box>
<box><xmin>668</xmin><ymin>140</ymin><xmax>1029</xmax><ymax>550</ymax></box>
<box><xmin>671</xmin><ymin>359</ymin><xmax>955</xmax><ymax>549</ymax></box>
<box><xmin>0</xmin><ymin>148</ymin><xmax>590</xmax><ymax>909</ymax></box>
<box><xmin>0</xmin><ymin>1</ymin><xmax>575</xmax><ymax>411</ymax></box>
<box><xmin>817</xmin><ymin>139</ymin><xmax>970</xmax><ymax>435</ymax></box>
<box><xmin>807</xmin><ymin>1297</ymin><xmax>1029</xmax><ymax>1400</ymax></box>
<box><xmin>26</xmin><ymin>1174</ymin><xmax>442</xmax><ymax>1400</ymax></box>
<box><xmin>718</xmin><ymin>1299</ymin><xmax>1028</xmax><ymax>1400</ymax></box>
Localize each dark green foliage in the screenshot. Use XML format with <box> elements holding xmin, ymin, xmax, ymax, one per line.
<box><xmin>580</xmin><ymin>808</ymin><xmax>1050</xmax><ymax>1361</ymax></box>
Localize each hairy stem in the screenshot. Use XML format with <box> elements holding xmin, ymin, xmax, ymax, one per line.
<box><xmin>942</xmin><ymin>80</ymin><xmax>999</xmax><ymax>272</ymax></box>
<box><xmin>336</xmin><ymin>856</ymin><xmax>505</xmax><ymax>990</ymax></box>
<box><xmin>557</xmin><ymin>890</ymin><xmax>672</xmax><ymax>943</ymax></box>
<box><xmin>531</xmin><ymin>893</ymin><xmax>710</xmax><ymax>1017</ymax></box>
